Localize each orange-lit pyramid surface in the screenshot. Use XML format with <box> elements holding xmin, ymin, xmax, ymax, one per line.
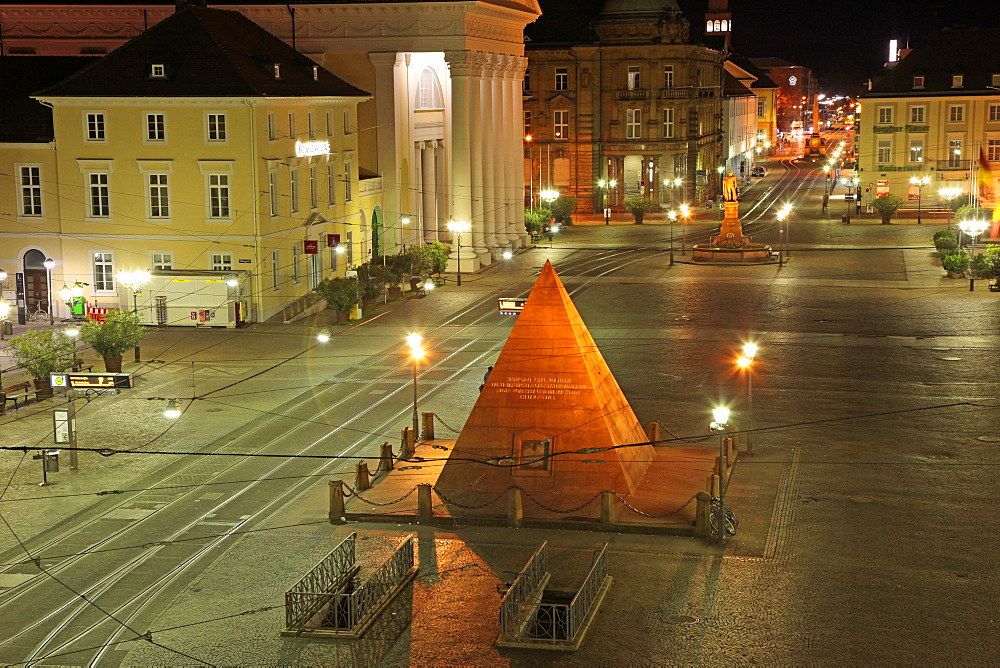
<box><xmin>435</xmin><ymin>260</ymin><xmax>653</xmax><ymax>500</ymax></box>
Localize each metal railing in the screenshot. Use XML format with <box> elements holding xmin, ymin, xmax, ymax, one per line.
<box><xmin>335</xmin><ymin>535</ymin><xmax>414</xmax><ymax>630</ymax></box>
<box><xmin>567</xmin><ymin>544</ymin><xmax>610</xmax><ymax>639</ymax></box>
<box><xmin>499</xmin><ymin>541</ymin><xmax>549</xmax><ymax>639</ymax></box>
<box><xmin>936</xmin><ymin>159</ymin><xmax>971</xmax><ymax>171</ymax></box>
<box><xmin>285</xmin><ymin>532</ymin><xmax>356</xmax><ymax>629</ymax></box>
<box><xmin>616</xmin><ymin>88</ymin><xmax>648</xmax><ymax>100</ymax></box>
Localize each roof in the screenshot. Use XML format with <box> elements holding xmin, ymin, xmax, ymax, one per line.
<box><xmin>723</xmin><ymin>70</ymin><xmax>754</xmax><ymax>97</ymax></box>
<box><xmin>526</xmin><ymin>0</ymin><xmax>604</xmax><ymax>44</ymax></box>
<box><xmin>866</xmin><ymin>27</ymin><xmax>1000</xmax><ymax>96</ymax></box>
<box><xmin>599</xmin><ymin>0</ymin><xmax>680</xmax><ymax>14</ymax></box>
<box><xmin>749</xmin><ymin>57</ymin><xmax>800</xmax><ymax>70</ymax></box>
<box><xmin>727</xmin><ymin>53</ymin><xmax>778</xmax><ymax>89</ymax></box>
<box><xmin>34</xmin><ymin>6</ymin><xmax>369</xmax><ymax>99</ymax></box>
<box><xmin>0</xmin><ymin>56</ymin><xmax>97</xmax><ymax>142</ymax></box>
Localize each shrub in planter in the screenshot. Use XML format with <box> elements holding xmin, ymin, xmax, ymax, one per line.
<box><xmin>932</xmin><ymin>229</ymin><xmax>957</xmax><ymax>245</ymax></box>
<box><xmin>417</xmin><ymin>242</ymin><xmax>450</xmax><ymax>276</ymax></box>
<box><xmin>524</xmin><ymin>207</ymin><xmax>551</xmax><ymax>235</ymax></box>
<box><xmin>356</xmin><ymin>262</ymin><xmax>392</xmax><ymax>302</ymax></box>
<box><xmin>314</xmin><ymin>277</ymin><xmax>359</xmax><ymax>316</ymax></box>
<box><xmin>81</xmin><ymin>309</ymin><xmax>146</xmax><ymax>372</ymax></box>
<box><xmin>7</xmin><ymin>328</ymin><xmax>76</xmax><ymax>393</ymax></box>
<box><xmin>970</xmin><ymin>253</ymin><xmax>993</xmax><ymax>278</ymax></box>
<box><xmin>623</xmin><ymin>196</ymin><xmax>655</xmax><ymax>225</ymax></box>
<box><xmin>549</xmin><ymin>196</ymin><xmax>578</xmax><ymax>225</ymax></box>
<box><xmin>870</xmin><ymin>193</ymin><xmax>904</xmax><ymax>224</ymax></box>
<box><xmin>935</xmin><ymin>236</ymin><xmax>959</xmax><ymax>253</ymax></box>
<box><xmin>942</xmin><ymin>252</ymin><xmax>969</xmax><ymax>275</ymax></box>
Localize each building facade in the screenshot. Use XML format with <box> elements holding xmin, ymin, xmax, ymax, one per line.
<box><xmin>859</xmin><ymin>28</ymin><xmax>1000</xmax><ymax>213</ymax></box>
<box><xmin>749</xmin><ymin>57</ymin><xmax>817</xmax><ymax>135</ymax></box>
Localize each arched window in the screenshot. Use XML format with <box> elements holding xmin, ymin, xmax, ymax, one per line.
<box><xmin>415</xmin><ymin>68</ymin><xmax>444</xmax><ymax>110</ymax></box>
<box><xmin>714</xmin><ymin>20</ymin><xmax>722</xmax><ymax>32</ymax></box>
<box><xmin>706</xmin><ymin>20</ymin><xmax>713</xmax><ymax>32</ymax></box>
<box><xmin>721</xmin><ymin>20</ymin><xmax>729</xmax><ymax>32</ymax></box>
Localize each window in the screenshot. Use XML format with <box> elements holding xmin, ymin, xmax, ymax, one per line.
<box><xmin>18</xmin><ymin>166</ymin><xmax>42</xmax><ymax>217</ymax></box>
<box><xmin>415</xmin><ymin>69</ymin><xmax>444</xmax><ymax>109</ymax></box>
<box><xmin>288</xmin><ymin>112</ymin><xmax>296</xmax><ymax>139</ymax></box>
<box><xmin>989</xmin><ymin>139</ymin><xmax>1000</xmax><ymax>162</ymax></box>
<box><xmin>878</xmin><ymin>107</ymin><xmax>893</xmax><ymax>124</ymax></box>
<box><xmin>346</xmin><ymin>231</ymin><xmax>354</xmax><ymax>266</ymax></box>
<box><xmin>148</xmin><ymin>173</ymin><xmax>169</xmax><ymax>218</ymax></box>
<box><xmin>309</xmin><ymin>166</ymin><xmax>318</xmax><ymax>209</ymax></box>
<box><xmin>949</xmin><ymin>105</ymin><xmax>965</xmax><ymax>122</ymax></box>
<box><xmin>910</xmin><ymin>106</ymin><xmax>925</xmax><ymax>124</ymax></box>
<box><xmin>307</xmin><ymin>112</ymin><xmax>315</xmax><ymax>139</ymax></box>
<box><xmin>913</xmin><ymin>76</ymin><xmax>924</xmax><ymax>89</ymax></box>
<box><xmin>210</xmin><ymin>252</ymin><xmax>233</xmax><ymax>271</ymax></box>
<box><xmin>267</xmin><ymin>112</ymin><xmax>277</xmax><ymax>140</ymax></box>
<box><xmin>949</xmin><ymin>139</ymin><xmax>963</xmax><ymax>167</ymax></box>
<box><xmin>344</xmin><ymin>162</ymin><xmax>352</xmax><ymax>201</ymax></box>
<box><xmin>272</xmin><ymin>63</ymin><xmax>281</xmax><ymax>79</ymax></box>
<box><xmin>145</xmin><ymin>113</ymin><xmax>165</xmax><ymax>141</ymax></box>
<box><xmin>150</xmin><ymin>63</ymin><xmax>166</xmax><ymax>78</ymax></box>
<box><xmin>269</xmin><ymin>171</ymin><xmax>279</xmax><ymax>216</ymax></box>
<box><xmin>663</xmin><ymin>65</ymin><xmax>674</xmax><ymax>89</ymax></box>
<box><xmin>85</xmin><ymin>112</ymin><xmax>106</xmax><ymax>141</ymax></box>
<box><xmin>952</xmin><ymin>74</ymin><xmax>964</xmax><ymax>88</ymax></box>
<box><xmin>271</xmin><ymin>249</ymin><xmax>280</xmax><ymax>290</ymax></box>
<box><xmin>88</xmin><ymin>172</ymin><xmax>110</xmax><ymax>218</ymax></box>
<box><xmin>626</xmin><ymin>108</ymin><xmax>641</xmax><ymax>139</ymax></box>
<box><xmin>327</xmin><ymin>164</ymin><xmax>336</xmax><ymax>205</ymax></box>
<box><xmin>627</xmin><ymin>66</ymin><xmax>641</xmax><ymax>90</ymax></box>
<box><xmin>909</xmin><ymin>139</ymin><xmax>923</xmax><ymax>163</ymax></box>
<box><xmin>329</xmin><ymin>243</ymin><xmax>339</xmax><ymax>271</ymax></box>
<box><xmin>207</xmin><ymin>113</ymin><xmax>226</xmax><ymax>142</ymax></box>
<box><xmin>554</xmin><ymin>67</ymin><xmax>568</xmax><ymax>91</ymax></box>
<box><xmin>343</xmin><ymin>110</ymin><xmax>350</xmax><ymax>135</ymax></box>
<box><xmin>92</xmin><ymin>252</ymin><xmax>114</xmax><ymax>292</ymax></box>
<box><xmin>877</xmin><ymin>139</ymin><xmax>892</xmax><ymax>164</ymax></box>
<box><xmin>310</xmin><ymin>252</ymin><xmax>321</xmax><ymax>289</ymax></box>
<box><xmin>151</xmin><ymin>252</ymin><xmax>173</xmax><ymax>270</ymax></box>
<box><xmin>326</xmin><ymin>111</ymin><xmax>333</xmax><ymax>137</ymax></box>
<box><xmin>292</xmin><ymin>244</ymin><xmax>301</xmax><ymax>283</ymax></box>
<box><xmin>290</xmin><ymin>170</ymin><xmax>299</xmax><ymax>213</ymax></box>
<box><xmin>993</xmin><ymin>74</ymin><xmax>1000</xmax><ymax>87</ymax></box>
<box><xmin>757</xmin><ymin>98</ymin><xmax>765</xmax><ymax>118</ymax></box>
<box><xmin>662</xmin><ymin>108</ymin><xmax>675</xmax><ymax>138</ymax></box>
<box><xmin>523</xmin><ymin>68</ymin><xmax>530</xmax><ymax>91</ymax></box>
<box><xmin>524</xmin><ymin>110</ymin><xmax>532</xmax><ymax>137</ymax></box>
<box><xmin>553</xmin><ymin>110</ymin><xmax>568</xmax><ymax>139</ymax></box>
<box><xmin>990</xmin><ymin>105</ymin><xmax>1000</xmax><ymax>122</ymax></box>
<box><xmin>208</xmin><ymin>173</ymin><xmax>230</xmax><ymax>219</ymax></box>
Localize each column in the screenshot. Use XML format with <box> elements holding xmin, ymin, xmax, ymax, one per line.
<box><xmin>468</xmin><ymin>56</ymin><xmax>489</xmax><ymax>265</ymax></box>
<box><xmin>444</xmin><ymin>51</ymin><xmax>481</xmax><ymax>273</ymax></box>
<box><xmin>505</xmin><ymin>55</ymin><xmax>527</xmax><ymax>246</ymax></box>
<box><xmin>650</xmin><ymin>155</ymin><xmax>661</xmax><ymax>211</ymax></box>
<box><xmin>420</xmin><ymin>141</ymin><xmax>438</xmax><ymax>243</ymax></box>
<box><xmin>479</xmin><ymin>54</ymin><xmax>499</xmax><ymax>257</ymax></box>
<box><xmin>369</xmin><ymin>52</ymin><xmax>403</xmax><ymax>251</ymax></box>
<box><xmin>435</xmin><ymin>140</ymin><xmax>447</xmax><ymax>242</ymax></box>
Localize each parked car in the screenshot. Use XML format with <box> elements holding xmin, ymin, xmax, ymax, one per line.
<box><xmin>751</xmin><ymin>166</ymin><xmax>766</xmax><ymax>178</ymax></box>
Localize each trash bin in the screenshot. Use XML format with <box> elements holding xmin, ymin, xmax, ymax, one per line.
<box><xmin>842</xmin><ymin>215</ymin><xmax>851</xmax><ymax>224</ymax></box>
<box><xmin>1</xmin><ymin>321</ymin><xmax>11</xmax><ymax>336</ymax></box>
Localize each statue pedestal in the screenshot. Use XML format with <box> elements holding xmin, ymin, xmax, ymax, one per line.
<box><xmin>713</xmin><ymin>200</ymin><xmax>744</xmax><ymax>246</ymax></box>
<box><xmin>692</xmin><ymin>198</ymin><xmax>773</xmax><ymax>264</ymax></box>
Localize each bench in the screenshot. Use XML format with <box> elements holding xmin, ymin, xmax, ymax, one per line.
<box><xmin>71</xmin><ymin>362</ymin><xmax>94</xmax><ymax>373</ymax></box>
<box><xmin>2</xmin><ymin>382</ymin><xmax>38</xmax><ymax>410</ymax></box>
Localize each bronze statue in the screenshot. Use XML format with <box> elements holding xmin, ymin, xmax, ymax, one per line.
<box><xmin>722</xmin><ymin>171</ymin><xmax>739</xmax><ymax>202</ymax></box>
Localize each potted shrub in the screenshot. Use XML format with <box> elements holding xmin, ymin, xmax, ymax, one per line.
<box><xmin>356</xmin><ymin>262</ymin><xmax>391</xmax><ymax>310</ymax></box>
<box><xmin>623</xmin><ymin>196</ymin><xmax>655</xmax><ymax>225</ymax></box>
<box><xmin>385</xmin><ymin>253</ymin><xmax>411</xmax><ymax>299</ymax></box>
<box><xmin>524</xmin><ymin>207</ymin><xmax>551</xmax><ymax>236</ymax></box>
<box><xmin>81</xmin><ymin>309</ymin><xmax>145</xmax><ymax>372</ymax></box>
<box><xmin>941</xmin><ymin>252</ymin><xmax>969</xmax><ymax>278</ymax></box>
<box><xmin>314</xmin><ymin>277</ymin><xmax>359</xmax><ymax>323</ymax></box>
<box><xmin>6</xmin><ymin>328</ymin><xmax>76</xmax><ymax>398</ymax></box>
<box><xmin>870</xmin><ymin>193</ymin><xmax>904</xmax><ymax>225</ymax></box>
<box><xmin>549</xmin><ymin>196</ymin><xmax>578</xmax><ymax>225</ymax></box>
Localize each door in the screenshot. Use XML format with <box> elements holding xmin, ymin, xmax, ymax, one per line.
<box><xmin>23</xmin><ymin>249</ymin><xmax>49</xmax><ymax>315</ymax></box>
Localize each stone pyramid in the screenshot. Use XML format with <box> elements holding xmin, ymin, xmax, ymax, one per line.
<box><xmin>435</xmin><ymin>260</ymin><xmax>653</xmax><ymax>497</ymax></box>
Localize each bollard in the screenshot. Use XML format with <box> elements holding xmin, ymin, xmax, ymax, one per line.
<box><xmin>970</xmin><ymin>277</ymin><xmax>975</xmax><ymax>291</ymax></box>
<box><xmin>646</xmin><ymin>421</ymin><xmax>661</xmax><ymax>446</ymax></box>
<box><xmin>507</xmin><ymin>487</ymin><xmax>524</xmax><ymax>528</ymax></box>
<box><xmin>400</xmin><ymin>427</ymin><xmax>415</xmax><ymax>460</ymax></box>
<box><xmin>377</xmin><ymin>442</ymin><xmax>394</xmax><ymax>475</ymax></box>
<box><xmin>711</xmin><ymin>471</ymin><xmax>721</xmax><ymax>497</ymax></box>
<box><xmin>416</xmin><ymin>483</ymin><xmax>433</xmax><ymax>523</ymax></box>
<box><xmin>724</xmin><ymin>435</ymin><xmax>735</xmax><ymax>465</ymax></box>
<box><xmin>329</xmin><ymin>480</ymin><xmax>346</xmax><ymax>524</ymax></box>
<box><xmin>599</xmin><ymin>490</ymin><xmax>616</xmax><ymax>529</ymax></box>
<box><xmin>134</xmin><ymin>345</ymin><xmax>141</xmax><ymax>363</ymax></box>
<box><xmin>421</xmin><ymin>412</ymin><xmax>435</xmax><ymax>441</ymax></box>
<box><xmin>355</xmin><ymin>461</ymin><xmax>371</xmax><ymax>491</ymax></box>
<box><xmin>695</xmin><ymin>492</ymin><xmax>711</xmax><ymax>538</ymax></box>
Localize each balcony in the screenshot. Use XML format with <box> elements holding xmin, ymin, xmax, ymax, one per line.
<box><xmin>936</xmin><ymin>160</ymin><xmax>971</xmax><ymax>171</ymax></box>
<box><xmin>616</xmin><ymin>88</ymin><xmax>648</xmax><ymax>100</ymax></box>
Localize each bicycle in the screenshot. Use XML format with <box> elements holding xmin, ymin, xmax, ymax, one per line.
<box><xmin>28</xmin><ymin>306</ymin><xmax>49</xmax><ymax>322</ymax></box>
<box><xmin>709</xmin><ymin>497</ymin><xmax>738</xmax><ymax>537</ymax></box>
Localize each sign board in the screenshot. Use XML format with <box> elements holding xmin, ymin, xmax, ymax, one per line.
<box><xmin>238</xmin><ymin>259</ymin><xmax>252</xmax><ymax>263</ymax></box>
<box><xmin>498</xmin><ymin>297</ymin><xmax>527</xmax><ymax>315</ymax></box>
<box><xmin>304</xmin><ymin>240</ymin><xmax>319</xmax><ymax>254</ymax></box>
<box><xmin>53</xmin><ymin>408</ymin><xmax>72</xmax><ymax>444</ymax></box>
<box><xmin>845</xmin><ymin>194</ymin><xmax>855</xmax><ymax>201</ymax></box>
<box><xmin>327</xmin><ymin>233</ymin><xmax>341</xmax><ymax>247</ymax></box>
<box><xmin>294</xmin><ymin>140</ymin><xmax>330</xmax><ymax>157</ymax></box>
<box><xmin>50</xmin><ymin>373</ymin><xmax>134</xmax><ymax>390</ymax></box>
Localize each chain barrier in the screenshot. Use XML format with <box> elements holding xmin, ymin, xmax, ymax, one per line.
<box><xmin>342</xmin><ymin>481</ymin><xmax>418</xmax><ymax>507</ymax></box>
<box><xmin>616</xmin><ymin>493</ymin><xmax>697</xmax><ymax>519</ymax></box>
<box><xmin>433</xmin><ymin>414</ymin><xmax>462</xmax><ymax>434</ymax></box>
<box><xmin>520</xmin><ymin>488</ymin><xmax>604</xmax><ymax>515</ymax></box>
<box><xmin>431</xmin><ymin>486</ymin><xmax>508</xmax><ymax>510</ymax></box>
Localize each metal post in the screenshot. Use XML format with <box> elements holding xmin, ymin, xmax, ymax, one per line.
<box><xmin>669</xmin><ymin>215</ymin><xmax>675</xmax><ymax>267</ymax></box>
<box><xmin>717</xmin><ymin>431</ymin><xmax>726</xmax><ymax>544</ymax></box>
<box><xmin>746</xmin><ymin>372</ymin><xmax>754</xmax><ymax>455</ymax></box>
<box><xmin>916</xmin><ymin>186</ymin><xmax>922</xmax><ymax>224</ymax></box>
<box><xmin>69</xmin><ymin>398</ymin><xmax>78</xmax><ymax>470</ymax></box>
<box><xmin>681</xmin><ymin>216</ymin><xmax>687</xmax><ymax>255</ymax></box>
<box><xmin>456</xmin><ymin>235</ymin><xmax>463</xmax><ymax>286</ymax></box>
<box><xmin>47</xmin><ymin>268</ymin><xmax>54</xmax><ymax>325</ymax></box>
<box><xmin>411</xmin><ymin>357</ymin><xmax>419</xmax><ymax>438</ymax></box>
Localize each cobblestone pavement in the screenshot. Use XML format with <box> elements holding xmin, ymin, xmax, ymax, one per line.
<box><xmin>2</xmin><ymin>179</ymin><xmax>1000</xmax><ymax>665</ymax></box>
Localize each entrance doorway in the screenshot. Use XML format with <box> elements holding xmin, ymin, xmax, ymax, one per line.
<box><xmin>371</xmin><ymin>208</ymin><xmax>383</xmax><ymax>261</ymax></box>
<box><xmin>22</xmin><ymin>249</ymin><xmax>49</xmax><ymax>317</ymax></box>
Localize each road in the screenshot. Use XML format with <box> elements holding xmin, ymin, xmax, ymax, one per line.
<box><xmin>1</xmin><ymin>139</ymin><xmax>999</xmax><ymax>665</ymax></box>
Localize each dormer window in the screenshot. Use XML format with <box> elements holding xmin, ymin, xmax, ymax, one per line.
<box><xmin>150</xmin><ymin>63</ymin><xmax>166</xmax><ymax>78</ymax></box>
<box><xmin>312</xmin><ymin>65</ymin><xmax>319</xmax><ymax>81</ymax></box>
<box><xmin>992</xmin><ymin>73</ymin><xmax>1000</xmax><ymax>87</ymax></box>
<box><xmin>273</xmin><ymin>63</ymin><xmax>281</xmax><ymax>79</ymax></box>
<box><xmin>952</xmin><ymin>74</ymin><xmax>964</xmax><ymax>88</ymax></box>
<box><xmin>912</xmin><ymin>75</ymin><xmax>924</xmax><ymax>89</ymax></box>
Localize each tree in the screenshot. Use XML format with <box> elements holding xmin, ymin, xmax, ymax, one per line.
<box><xmin>623</xmin><ymin>197</ymin><xmax>655</xmax><ymax>225</ymax></box>
<box><xmin>314</xmin><ymin>277</ymin><xmax>360</xmax><ymax>313</ymax></box>
<box><xmin>954</xmin><ymin>205</ymin><xmax>993</xmax><ymax>223</ymax></box>
<box><xmin>7</xmin><ymin>328</ymin><xmax>76</xmax><ymax>380</ymax></box>
<box><xmin>524</xmin><ymin>207</ymin><xmax>551</xmax><ymax>234</ymax></box>
<box><xmin>81</xmin><ymin>309</ymin><xmax>145</xmax><ymax>360</ymax></box>
<box><xmin>870</xmin><ymin>193</ymin><xmax>905</xmax><ymax>225</ymax></box>
<box><xmin>549</xmin><ymin>196</ymin><xmax>578</xmax><ymax>225</ymax></box>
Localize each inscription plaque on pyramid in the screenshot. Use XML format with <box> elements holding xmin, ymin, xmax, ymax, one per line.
<box><xmin>435</xmin><ymin>261</ymin><xmax>654</xmax><ymax>502</ymax></box>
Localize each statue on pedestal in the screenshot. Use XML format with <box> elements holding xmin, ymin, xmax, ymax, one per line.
<box><xmin>722</xmin><ymin>171</ymin><xmax>739</xmax><ymax>202</ymax></box>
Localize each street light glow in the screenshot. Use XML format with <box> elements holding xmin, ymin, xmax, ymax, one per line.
<box><xmin>502</xmin><ymin>250</ymin><xmax>513</xmax><ymax>260</ymax></box>
<box><xmin>316</xmin><ymin>328</ymin><xmax>331</xmax><ymax>343</ymax></box>
<box><xmin>743</xmin><ymin>343</ymin><xmax>758</xmax><ymax>359</ymax></box>
<box><xmin>540</xmin><ymin>189</ymin><xmax>560</xmax><ymax>203</ymax></box>
<box><xmin>447</xmin><ymin>220</ymin><xmax>471</xmax><ymax>235</ymax></box>
<box><xmin>163</xmin><ymin>400</ymin><xmax>181</xmax><ymax>419</ymax></box>
<box><xmin>712</xmin><ymin>406</ymin><xmax>731</xmax><ymax>425</ymax></box>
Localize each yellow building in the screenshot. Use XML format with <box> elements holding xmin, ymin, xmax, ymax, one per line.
<box><xmin>1</xmin><ymin>5</ymin><xmax>375</xmax><ymax>324</ymax></box>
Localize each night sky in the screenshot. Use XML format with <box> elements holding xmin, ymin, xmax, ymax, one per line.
<box><xmin>536</xmin><ymin>0</ymin><xmax>1000</xmax><ymax>94</ymax></box>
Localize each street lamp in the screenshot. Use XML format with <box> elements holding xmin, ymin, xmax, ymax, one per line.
<box><xmin>938</xmin><ymin>187</ymin><xmax>961</xmax><ymax>230</ymax></box>
<box><xmin>667</xmin><ymin>210</ymin><xmax>677</xmax><ymax>267</ymax></box>
<box><xmin>316</xmin><ymin>328</ymin><xmax>331</xmax><ymax>343</ymax></box>
<box><xmin>710</xmin><ymin>406</ymin><xmax>731</xmax><ymax>544</ymax></box>
<box><xmin>43</xmin><ymin>257</ymin><xmax>56</xmax><ymax>325</ymax></box>
<box><xmin>64</xmin><ymin>325</ymin><xmax>80</xmax><ymax>369</ymax></box>
<box><xmin>679</xmin><ymin>203</ymin><xmax>691</xmax><ymax>255</ymax></box>
<box><xmin>598</xmin><ymin>179</ymin><xmax>616</xmax><ymax>225</ymax></box>
<box><xmin>446</xmin><ymin>220</ymin><xmax>471</xmax><ymax>286</ymax></box>
<box><xmin>958</xmin><ymin>220</ymin><xmax>989</xmax><ymax>255</ymax></box>
<box><xmin>909</xmin><ymin>175</ymin><xmax>931</xmax><ymax>224</ymax></box>
<box><xmin>0</xmin><ymin>299</ymin><xmax>9</xmax><ymax>341</ymax></box>
<box><xmin>406</xmin><ymin>333</ymin><xmax>423</xmax><ymax>437</ymax></box>
<box><xmin>163</xmin><ymin>399</ymin><xmax>181</xmax><ymax>419</ymax></box>
<box><xmin>117</xmin><ymin>269</ymin><xmax>152</xmax><ymax>314</ymax></box>
<box><xmin>776</xmin><ymin>206</ymin><xmax>791</xmax><ymax>266</ymax></box>
<box><xmin>737</xmin><ymin>343</ymin><xmax>757</xmax><ymax>455</ymax></box>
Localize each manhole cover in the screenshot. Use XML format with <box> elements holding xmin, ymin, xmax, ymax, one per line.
<box><xmin>666</xmin><ymin>615</ymin><xmax>699</xmax><ymax>625</ymax></box>
<box><xmin>939</xmin><ymin>357</ymin><xmax>963</xmax><ymax>361</ymax></box>
<box><xmin>977</xmin><ymin>436</ymin><xmax>1000</xmax><ymax>443</ymax></box>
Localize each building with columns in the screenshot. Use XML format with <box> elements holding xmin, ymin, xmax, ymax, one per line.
<box><xmin>0</xmin><ymin>0</ymin><xmax>540</xmax><ymax>277</ymax></box>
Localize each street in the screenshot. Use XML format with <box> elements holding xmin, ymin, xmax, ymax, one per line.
<box><xmin>2</xmin><ymin>150</ymin><xmax>1000</xmax><ymax>666</ymax></box>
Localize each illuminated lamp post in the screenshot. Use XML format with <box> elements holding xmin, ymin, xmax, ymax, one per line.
<box><xmin>667</xmin><ymin>210</ymin><xmax>677</xmax><ymax>267</ymax></box>
<box><xmin>938</xmin><ymin>187</ymin><xmax>961</xmax><ymax>231</ymax></box>
<box><xmin>679</xmin><ymin>203</ymin><xmax>691</xmax><ymax>256</ymax></box>
<box><xmin>43</xmin><ymin>257</ymin><xmax>56</xmax><ymax>325</ymax></box>
<box><xmin>909</xmin><ymin>176</ymin><xmax>931</xmax><ymax>224</ymax></box>
<box><xmin>446</xmin><ymin>220</ymin><xmax>471</xmax><ymax>286</ymax></box>
<box><xmin>737</xmin><ymin>343</ymin><xmax>757</xmax><ymax>454</ymax></box>
<box><xmin>710</xmin><ymin>406</ymin><xmax>731</xmax><ymax>544</ymax></box>
<box><xmin>406</xmin><ymin>334</ymin><xmax>423</xmax><ymax>437</ymax></box>
<box><xmin>598</xmin><ymin>179</ymin><xmax>616</xmax><ymax>225</ymax></box>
